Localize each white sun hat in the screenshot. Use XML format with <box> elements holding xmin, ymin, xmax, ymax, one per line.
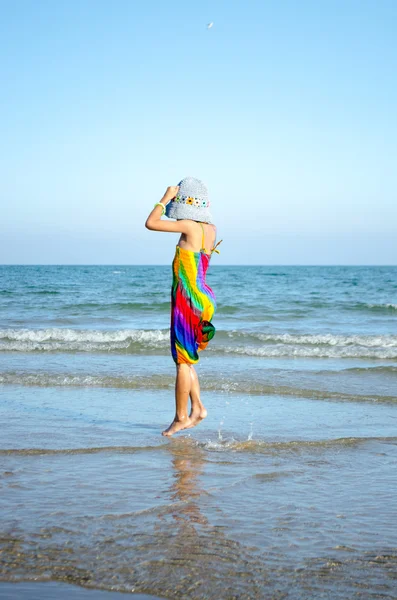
<box><xmin>165</xmin><ymin>177</ymin><xmax>213</xmax><ymax>224</ymax></box>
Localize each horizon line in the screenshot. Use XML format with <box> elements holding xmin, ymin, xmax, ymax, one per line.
<box><xmin>1</xmin><ymin>264</ymin><xmax>396</xmax><ymax>268</ymax></box>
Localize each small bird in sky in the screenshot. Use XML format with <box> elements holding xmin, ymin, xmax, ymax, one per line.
<box><xmin>207</xmin><ymin>22</ymin><xmax>214</xmax><ymax>29</ymax></box>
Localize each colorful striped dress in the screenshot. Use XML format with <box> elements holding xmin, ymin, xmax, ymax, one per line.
<box><xmin>170</xmin><ymin>224</ymin><xmax>222</xmax><ymax>365</ymax></box>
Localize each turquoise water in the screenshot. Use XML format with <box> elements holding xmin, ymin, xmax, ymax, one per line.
<box><xmin>0</xmin><ymin>265</ymin><xmax>396</xmax><ymax>598</ymax></box>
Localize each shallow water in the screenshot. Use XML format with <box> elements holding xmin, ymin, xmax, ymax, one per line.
<box><xmin>0</xmin><ymin>582</ymin><xmax>160</xmax><ymax>599</ymax></box>
<box><xmin>1</xmin><ymin>265</ymin><xmax>396</xmax><ymax>598</ymax></box>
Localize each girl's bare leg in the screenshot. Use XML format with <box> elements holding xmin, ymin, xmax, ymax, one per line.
<box><xmin>185</xmin><ymin>366</ymin><xmax>207</xmax><ymax>429</ymax></box>
<box><xmin>162</xmin><ymin>364</ymin><xmax>193</xmax><ymax>436</ymax></box>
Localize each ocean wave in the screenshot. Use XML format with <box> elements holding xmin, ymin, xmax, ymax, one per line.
<box><xmin>197</xmin><ymin>436</ymin><xmax>397</xmax><ymax>453</ymax></box>
<box><xmin>0</xmin><ymin>372</ymin><xmax>174</xmax><ymax>390</ymax></box>
<box><xmin>347</xmin><ymin>302</ymin><xmax>397</xmax><ymax>313</ymax></box>
<box><xmin>1</xmin><ymin>436</ymin><xmax>396</xmax><ymax>456</ymax></box>
<box><xmin>222</xmin><ymin>344</ymin><xmax>397</xmax><ymax>359</ymax></box>
<box><xmin>0</xmin><ymin>445</ymin><xmax>162</xmax><ymax>456</ymax></box>
<box><xmin>0</xmin><ymin>327</ymin><xmax>170</xmax><ymax>353</ymax></box>
<box><xmin>57</xmin><ymin>301</ymin><xmax>240</xmax><ymax>314</ymax></box>
<box><xmin>1</xmin><ymin>328</ymin><xmax>397</xmax><ymax>359</ymax></box>
<box><xmin>219</xmin><ymin>331</ymin><xmax>397</xmax><ymax>359</ymax></box>
<box><xmin>1</xmin><ymin>371</ymin><xmax>396</xmax><ymax>403</ymax></box>
<box><xmin>342</xmin><ymin>366</ymin><xmax>397</xmax><ymax>375</ymax></box>
<box><xmin>224</xmin><ymin>331</ymin><xmax>397</xmax><ymax>347</ymax></box>
<box><xmin>59</xmin><ymin>301</ymin><xmax>171</xmax><ymax>312</ymax></box>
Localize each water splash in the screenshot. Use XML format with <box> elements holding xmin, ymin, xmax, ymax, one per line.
<box><xmin>218</xmin><ymin>420</ymin><xmax>224</xmax><ymax>441</ymax></box>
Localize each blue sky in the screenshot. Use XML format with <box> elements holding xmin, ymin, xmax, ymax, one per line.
<box><xmin>1</xmin><ymin>0</ymin><xmax>396</xmax><ymax>264</ymax></box>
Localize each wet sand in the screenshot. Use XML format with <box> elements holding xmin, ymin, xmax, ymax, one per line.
<box><xmin>0</xmin><ymin>581</ymin><xmax>163</xmax><ymax>599</ymax></box>
<box><xmin>1</xmin><ymin>384</ymin><xmax>397</xmax><ymax>599</ymax></box>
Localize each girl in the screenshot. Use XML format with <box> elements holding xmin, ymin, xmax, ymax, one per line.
<box><xmin>145</xmin><ymin>177</ymin><xmax>222</xmax><ymax>436</ymax></box>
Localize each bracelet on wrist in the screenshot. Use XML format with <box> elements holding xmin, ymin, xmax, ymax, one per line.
<box><xmin>154</xmin><ymin>202</ymin><xmax>166</xmax><ymax>216</ymax></box>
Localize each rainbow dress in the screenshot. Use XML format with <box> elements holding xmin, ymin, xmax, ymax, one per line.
<box><xmin>170</xmin><ymin>225</ymin><xmax>222</xmax><ymax>364</ymax></box>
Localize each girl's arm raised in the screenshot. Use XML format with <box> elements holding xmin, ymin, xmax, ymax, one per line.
<box><xmin>145</xmin><ymin>186</ymin><xmax>193</xmax><ymax>235</ymax></box>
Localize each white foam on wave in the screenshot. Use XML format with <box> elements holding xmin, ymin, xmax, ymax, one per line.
<box><xmin>1</xmin><ymin>328</ymin><xmax>396</xmax><ymax>358</ymax></box>
<box><xmin>1</xmin><ymin>371</ymin><xmax>395</xmax><ymax>403</ymax></box>
<box><xmin>0</xmin><ymin>328</ymin><xmax>169</xmax><ymax>342</ymax></box>
<box><xmin>0</xmin><ymin>327</ymin><xmax>169</xmax><ymax>352</ymax></box>
<box><xmin>225</xmin><ymin>331</ymin><xmax>397</xmax><ymax>348</ymax></box>
<box><xmin>367</xmin><ymin>303</ymin><xmax>397</xmax><ymax>311</ymax></box>
<box><xmin>0</xmin><ymin>372</ymin><xmax>174</xmax><ymax>389</ymax></box>
<box><xmin>220</xmin><ymin>344</ymin><xmax>397</xmax><ymax>359</ymax></box>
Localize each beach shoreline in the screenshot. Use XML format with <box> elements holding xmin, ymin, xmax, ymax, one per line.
<box><xmin>1</xmin><ymin>265</ymin><xmax>396</xmax><ymax>598</ymax></box>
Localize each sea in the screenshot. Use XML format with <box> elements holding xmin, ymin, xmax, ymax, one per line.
<box><xmin>0</xmin><ymin>264</ymin><xmax>396</xmax><ymax>599</ymax></box>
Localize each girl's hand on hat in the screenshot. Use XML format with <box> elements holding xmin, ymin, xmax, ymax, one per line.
<box><xmin>161</xmin><ymin>186</ymin><xmax>179</xmax><ymax>204</ymax></box>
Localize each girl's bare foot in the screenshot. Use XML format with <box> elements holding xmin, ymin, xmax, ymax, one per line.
<box><xmin>185</xmin><ymin>405</ymin><xmax>208</xmax><ymax>430</ymax></box>
<box><xmin>162</xmin><ymin>416</ymin><xmax>192</xmax><ymax>436</ymax></box>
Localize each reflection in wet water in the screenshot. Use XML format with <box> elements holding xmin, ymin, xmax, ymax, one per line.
<box><xmin>1</xmin><ymin>436</ymin><xmax>397</xmax><ymax>598</ymax></box>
